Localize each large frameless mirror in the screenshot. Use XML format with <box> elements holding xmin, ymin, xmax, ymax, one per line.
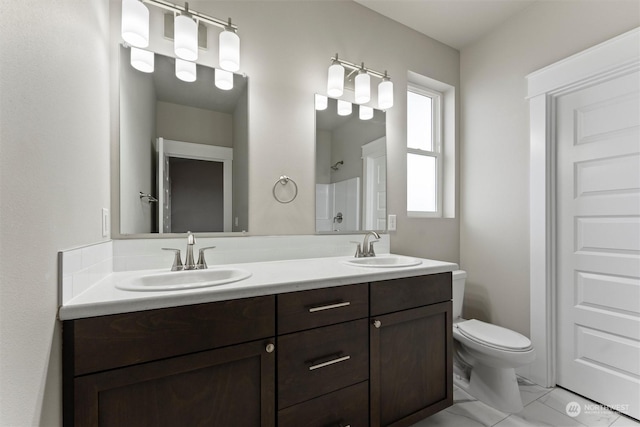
<box><xmin>119</xmin><ymin>46</ymin><xmax>249</xmax><ymax>235</ymax></box>
<box><xmin>315</xmin><ymin>96</ymin><xmax>386</xmax><ymax>233</ymax></box>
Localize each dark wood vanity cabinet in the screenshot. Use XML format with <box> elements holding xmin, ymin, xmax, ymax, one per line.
<box><xmin>63</xmin><ymin>296</ymin><xmax>276</xmax><ymax>427</ymax></box>
<box><xmin>63</xmin><ymin>273</ymin><xmax>452</xmax><ymax>427</ymax></box>
<box><xmin>370</xmin><ymin>273</ymin><xmax>454</xmax><ymax>427</ymax></box>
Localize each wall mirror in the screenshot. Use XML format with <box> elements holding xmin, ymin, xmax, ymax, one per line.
<box><xmin>119</xmin><ymin>46</ymin><xmax>249</xmax><ymax>235</ymax></box>
<box><xmin>315</xmin><ymin>96</ymin><xmax>386</xmax><ymax>233</ymax></box>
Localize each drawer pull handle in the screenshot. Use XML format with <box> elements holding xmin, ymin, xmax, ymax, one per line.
<box><xmin>265</xmin><ymin>343</ymin><xmax>275</xmax><ymax>353</ymax></box>
<box><xmin>308</xmin><ymin>301</ymin><xmax>351</xmax><ymax>313</ymax></box>
<box><xmin>373</xmin><ymin>320</ymin><xmax>382</xmax><ymax>328</ymax></box>
<box><xmin>308</xmin><ymin>355</ymin><xmax>351</xmax><ymax>371</ymax></box>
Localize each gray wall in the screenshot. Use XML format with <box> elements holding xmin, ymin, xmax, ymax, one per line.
<box><xmin>459</xmin><ymin>0</ymin><xmax>640</xmax><ymax>337</ymax></box>
<box><xmin>0</xmin><ymin>0</ymin><xmax>111</xmax><ymax>424</ymax></box>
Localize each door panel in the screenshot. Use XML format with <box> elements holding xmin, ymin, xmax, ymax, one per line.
<box><xmin>556</xmin><ymin>69</ymin><xmax>640</xmax><ymax>419</ymax></box>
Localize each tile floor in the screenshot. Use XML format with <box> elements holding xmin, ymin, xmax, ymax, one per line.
<box><xmin>411</xmin><ymin>378</ymin><xmax>640</xmax><ymax>427</ymax></box>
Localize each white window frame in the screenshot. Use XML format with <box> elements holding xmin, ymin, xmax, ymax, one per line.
<box><xmin>407</xmin><ymin>83</ymin><xmax>443</xmax><ymax>218</ymax></box>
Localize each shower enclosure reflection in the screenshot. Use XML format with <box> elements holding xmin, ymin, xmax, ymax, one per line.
<box><xmin>315</xmin><ymin>96</ymin><xmax>386</xmax><ymax>232</ymax></box>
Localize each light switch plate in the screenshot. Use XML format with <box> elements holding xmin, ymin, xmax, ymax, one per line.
<box><xmin>388</xmin><ymin>214</ymin><xmax>397</xmax><ymax>231</ymax></box>
<box><xmin>102</xmin><ymin>208</ymin><xmax>110</xmax><ymax>237</ymax></box>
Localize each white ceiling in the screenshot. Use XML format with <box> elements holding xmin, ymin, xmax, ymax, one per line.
<box><xmin>354</xmin><ymin>0</ymin><xmax>537</xmax><ymax>50</ymax></box>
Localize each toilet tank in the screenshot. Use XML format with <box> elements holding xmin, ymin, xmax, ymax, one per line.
<box><xmin>452</xmin><ymin>270</ymin><xmax>467</xmax><ymax>319</ymax></box>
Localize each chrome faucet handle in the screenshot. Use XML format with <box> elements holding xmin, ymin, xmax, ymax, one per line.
<box><xmin>362</xmin><ymin>231</ymin><xmax>381</xmax><ymax>257</ymax></box>
<box><xmin>350</xmin><ymin>241</ymin><xmax>364</xmax><ymax>258</ymax></box>
<box><xmin>196</xmin><ymin>246</ymin><xmax>216</xmax><ymax>269</ymax></box>
<box><xmin>162</xmin><ymin>248</ymin><xmax>183</xmax><ymax>271</ymax></box>
<box><xmin>368</xmin><ymin>240</ymin><xmax>379</xmax><ymax>257</ymax></box>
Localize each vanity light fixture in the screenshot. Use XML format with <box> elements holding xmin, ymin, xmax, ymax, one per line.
<box><xmin>378</xmin><ymin>71</ymin><xmax>394</xmax><ymax>110</ymax></box>
<box><xmin>121</xmin><ymin>0</ymin><xmax>149</xmax><ymax>48</ymax></box>
<box><xmin>337</xmin><ymin>99</ymin><xmax>352</xmax><ymax>116</ymax></box>
<box><xmin>215</xmin><ymin>68</ymin><xmax>234</xmax><ymax>90</ymax></box>
<box><xmin>174</xmin><ymin>5</ymin><xmax>198</xmax><ymax>61</ymax></box>
<box><xmin>219</xmin><ymin>20</ymin><xmax>240</xmax><ymax>72</ymax></box>
<box><xmin>175</xmin><ymin>58</ymin><xmax>196</xmax><ymax>82</ymax></box>
<box><xmin>326</xmin><ymin>55</ymin><xmax>393</xmax><ymax>110</ymax></box>
<box><xmin>315</xmin><ymin>94</ymin><xmax>328</xmax><ymax>110</ymax></box>
<box><xmin>359</xmin><ymin>105</ymin><xmax>373</xmax><ymax>120</ymax></box>
<box><xmin>327</xmin><ymin>56</ymin><xmax>345</xmax><ymax>98</ymax></box>
<box><xmin>355</xmin><ymin>65</ymin><xmax>370</xmax><ymax>104</ymax></box>
<box><xmin>122</xmin><ymin>0</ymin><xmax>241</xmax><ymax>70</ymax></box>
<box><xmin>130</xmin><ymin>47</ymin><xmax>154</xmax><ymax>73</ymax></box>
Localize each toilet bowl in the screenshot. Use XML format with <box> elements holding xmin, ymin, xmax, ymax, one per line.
<box><xmin>451</xmin><ymin>270</ymin><xmax>535</xmax><ymax>413</ymax></box>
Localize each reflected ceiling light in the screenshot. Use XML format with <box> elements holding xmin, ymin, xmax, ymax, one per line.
<box><xmin>355</xmin><ymin>65</ymin><xmax>370</xmax><ymax>104</ymax></box>
<box><xmin>359</xmin><ymin>105</ymin><xmax>373</xmax><ymax>120</ymax></box>
<box><xmin>174</xmin><ymin>6</ymin><xmax>198</xmax><ymax>61</ymax></box>
<box><xmin>121</xmin><ymin>0</ymin><xmax>149</xmax><ymax>48</ymax></box>
<box><xmin>327</xmin><ymin>55</ymin><xmax>345</xmax><ymax>98</ymax></box>
<box><xmin>337</xmin><ymin>100</ymin><xmax>352</xmax><ymax>116</ymax></box>
<box><xmin>325</xmin><ymin>54</ymin><xmax>393</xmax><ymax>110</ymax></box>
<box><xmin>175</xmin><ymin>58</ymin><xmax>196</xmax><ymax>82</ymax></box>
<box><xmin>219</xmin><ymin>19</ymin><xmax>240</xmax><ymax>72</ymax></box>
<box><xmin>378</xmin><ymin>72</ymin><xmax>394</xmax><ymax>110</ymax></box>
<box><xmin>130</xmin><ymin>47</ymin><xmax>154</xmax><ymax>73</ymax></box>
<box><xmin>315</xmin><ymin>94</ymin><xmax>328</xmax><ymax>111</ymax></box>
<box><xmin>215</xmin><ymin>68</ymin><xmax>234</xmax><ymax>90</ymax></box>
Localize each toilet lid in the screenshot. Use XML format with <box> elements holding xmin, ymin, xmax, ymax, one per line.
<box><xmin>456</xmin><ymin>319</ymin><xmax>532</xmax><ymax>351</ymax></box>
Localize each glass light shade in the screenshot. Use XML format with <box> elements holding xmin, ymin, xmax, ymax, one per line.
<box><xmin>121</xmin><ymin>0</ymin><xmax>149</xmax><ymax>48</ymax></box>
<box><xmin>174</xmin><ymin>14</ymin><xmax>198</xmax><ymax>61</ymax></box>
<box><xmin>337</xmin><ymin>100</ymin><xmax>352</xmax><ymax>116</ymax></box>
<box><xmin>215</xmin><ymin>68</ymin><xmax>234</xmax><ymax>90</ymax></box>
<box><xmin>359</xmin><ymin>105</ymin><xmax>374</xmax><ymax>120</ymax></box>
<box><xmin>355</xmin><ymin>72</ymin><xmax>371</xmax><ymax>104</ymax></box>
<box><xmin>327</xmin><ymin>63</ymin><xmax>345</xmax><ymax>98</ymax></box>
<box><xmin>175</xmin><ymin>58</ymin><xmax>196</xmax><ymax>82</ymax></box>
<box><xmin>219</xmin><ymin>30</ymin><xmax>240</xmax><ymax>72</ymax></box>
<box><xmin>130</xmin><ymin>47</ymin><xmax>154</xmax><ymax>73</ymax></box>
<box><xmin>378</xmin><ymin>79</ymin><xmax>394</xmax><ymax>110</ymax></box>
<box><xmin>315</xmin><ymin>94</ymin><xmax>328</xmax><ymax>111</ymax></box>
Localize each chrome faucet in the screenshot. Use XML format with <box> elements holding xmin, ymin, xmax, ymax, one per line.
<box><xmin>355</xmin><ymin>231</ymin><xmax>380</xmax><ymax>257</ymax></box>
<box><xmin>163</xmin><ymin>232</ymin><xmax>216</xmax><ymax>271</ymax></box>
<box><xmin>184</xmin><ymin>231</ymin><xmax>197</xmax><ymax>270</ymax></box>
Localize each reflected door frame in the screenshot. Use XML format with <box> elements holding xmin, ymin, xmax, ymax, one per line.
<box><xmin>155</xmin><ymin>137</ymin><xmax>233</xmax><ymax>233</ymax></box>
<box><xmin>362</xmin><ymin>137</ymin><xmax>386</xmax><ymax>230</ymax></box>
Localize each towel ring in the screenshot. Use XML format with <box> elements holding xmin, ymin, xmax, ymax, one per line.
<box><xmin>272</xmin><ymin>175</ymin><xmax>298</xmax><ymax>204</ymax></box>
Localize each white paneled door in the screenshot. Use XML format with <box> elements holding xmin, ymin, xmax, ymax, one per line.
<box><xmin>556</xmin><ymin>69</ymin><xmax>640</xmax><ymax>419</ymax></box>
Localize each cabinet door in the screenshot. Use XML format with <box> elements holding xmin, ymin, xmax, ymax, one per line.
<box><xmin>370</xmin><ymin>302</ymin><xmax>453</xmax><ymax>427</ymax></box>
<box><xmin>73</xmin><ymin>339</ymin><xmax>275</xmax><ymax>427</ymax></box>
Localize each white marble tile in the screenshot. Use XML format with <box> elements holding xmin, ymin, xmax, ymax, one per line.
<box><xmin>519</xmin><ymin>381</ymin><xmax>553</xmax><ymax>407</ymax></box>
<box><xmin>410</xmin><ymin>407</ymin><xmax>493</xmax><ymax>427</ymax></box>
<box><xmin>611</xmin><ymin>415</ymin><xmax>640</xmax><ymax>427</ymax></box>
<box><xmin>539</xmin><ymin>388</ymin><xmax>620</xmax><ymax>427</ymax></box>
<box><xmin>496</xmin><ymin>401</ymin><xmax>587</xmax><ymax>427</ymax></box>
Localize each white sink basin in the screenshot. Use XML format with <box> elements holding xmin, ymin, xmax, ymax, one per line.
<box><xmin>116</xmin><ymin>268</ymin><xmax>252</xmax><ymax>292</ymax></box>
<box><xmin>343</xmin><ymin>255</ymin><xmax>422</xmax><ymax>268</ymax></box>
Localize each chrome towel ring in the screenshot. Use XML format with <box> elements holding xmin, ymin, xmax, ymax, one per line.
<box><xmin>272</xmin><ymin>175</ymin><xmax>298</xmax><ymax>204</ymax></box>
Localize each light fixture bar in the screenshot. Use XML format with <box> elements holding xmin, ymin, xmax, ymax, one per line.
<box><xmin>141</xmin><ymin>0</ymin><xmax>238</xmax><ymax>31</ymax></box>
<box><xmin>329</xmin><ymin>55</ymin><xmax>389</xmax><ymax>81</ymax></box>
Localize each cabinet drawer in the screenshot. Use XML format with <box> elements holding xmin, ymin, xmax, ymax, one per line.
<box><xmin>370</xmin><ymin>272</ymin><xmax>452</xmax><ymax>316</ymax></box>
<box><xmin>278</xmin><ymin>381</ymin><xmax>369</xmax><ymax>427</ymax></box>
<box><xmin>278</xmin><ymin>319</ymin><xmax>369</xmax><ymax>409</ymax></box>
<box><xmin>68</xmin><ymin>295</ymin><xmax>275</xmax><ymax>375</ymax></box>
<box><xmin>278</xmin><ymin>283</ymin><xmax>368</xmax><ymax>334</ymax></box>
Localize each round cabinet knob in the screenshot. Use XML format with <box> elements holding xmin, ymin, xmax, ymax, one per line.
<box><xmin>373</xmin><ymin>320</ymin><xmax>381</xmax><ymax>329</ymax></box>
<box><xmin>265</xmin><ymin>343</ymin><xmax>275</xmax><ymax>353</ymax></box>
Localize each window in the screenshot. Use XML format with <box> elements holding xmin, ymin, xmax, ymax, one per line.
<box><xmin>407</xmin><ymin>84</ymin><xmax>442</xmax><ymax>217</ymax></box>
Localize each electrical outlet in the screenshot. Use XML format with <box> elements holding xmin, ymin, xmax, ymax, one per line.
<box><xmin>388</xmin><ymin>214</ymin><xmax>397</xmax><ymax>231</ymax></box>
<box><xmin>102</xmin><ymin>208</ymin><xmax>110</xmax><ymax>237</ymax></box>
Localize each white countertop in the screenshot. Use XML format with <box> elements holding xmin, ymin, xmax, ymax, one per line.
<box><xmin>59</xmin><ymin>255</ymin><xmax>458</xmax><ymax>320</ymax></box>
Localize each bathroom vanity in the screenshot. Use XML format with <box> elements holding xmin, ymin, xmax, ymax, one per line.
<box><xmin>61</xmin><ymin>258</ymin><xmax>453</xmax><ymax>427</ymax></box>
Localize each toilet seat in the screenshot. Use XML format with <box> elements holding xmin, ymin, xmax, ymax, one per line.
<box><xmin>455</xmin><ymin>319</ymin><xmax>532</xmax><ymax>352</ymax></box>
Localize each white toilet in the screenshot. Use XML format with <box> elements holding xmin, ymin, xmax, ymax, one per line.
<box><xmin>452</xmin><ymin>270</ymin><xmax>535</xmax><ymax>413</ymax></box>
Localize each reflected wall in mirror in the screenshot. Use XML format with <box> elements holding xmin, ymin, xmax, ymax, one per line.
<box><xmin>315</xmin><ymin>96</ymin><xmax>386</xmax><ymax>233</ymax></box>
<box><xmin>119</xmin><ymin>46</ymin><xmax>249</xmax><ymax>235</ymax></box>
